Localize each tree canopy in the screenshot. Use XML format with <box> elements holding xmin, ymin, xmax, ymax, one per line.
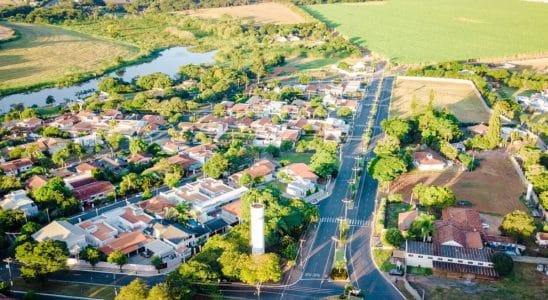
<box><xmin>500</xmin><ymin>210</ymin><xmax>536</xmax><ymax>241</ymax></box>
<box><xmin>16</xmin><ymin>240</ymin><xmax>69</xmax><ymax>280</ymax></box>
<box><xmin>412</xmin><ymin>184</ymin><xmax>456</xmax><ymax>209</ymax></box>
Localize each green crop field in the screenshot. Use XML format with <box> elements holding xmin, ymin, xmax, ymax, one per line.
<box><xmin>0</xmin><ymin>22</ymin><xmax>140</xmax><ymax>93</ymax></box>
<box><xmin>304</xmin><ymin>0</ymin><xmax>548</xmax><ymax>64</ymax></box>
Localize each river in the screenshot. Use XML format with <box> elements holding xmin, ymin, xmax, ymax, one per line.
<box><xmin>0</xmin><ymin>47</ymin><xmax>216</xmax><ymax>113</ymax></box>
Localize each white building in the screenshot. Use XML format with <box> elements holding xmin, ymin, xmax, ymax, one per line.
<box><xmin>405</xmin><ymin>241</ymin><xmax>497</xmax><ymax>278</ymax></box>
<box><xmin>32</xmin><ymin>220</ymin><xmax>88</xmax><ymax>255</ymax></box>
<box><xmin>251</xmin><ymin>203</ymin><xmax>265</xmax><ymax>255</ymax></box>
<box><xmin>0</xmin><ymin>190</ymin><xmax>39</xmax><ymax>217</ymax></box>
<box><xmin>286</xmin><ymin>179</ymin><xmax>316</xmax><ymax>198</ymax></box>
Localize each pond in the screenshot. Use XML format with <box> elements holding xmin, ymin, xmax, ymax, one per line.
<box><xmin>0</xmin><ymin>47</ymin><xmax>216</xmax><ymax>113</ymax></box>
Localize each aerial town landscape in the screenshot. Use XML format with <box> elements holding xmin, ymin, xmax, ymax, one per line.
<box><xmin>0</xmin><ymin>0</ymin><xmax>547</xmax><ymax>299</ymax></box>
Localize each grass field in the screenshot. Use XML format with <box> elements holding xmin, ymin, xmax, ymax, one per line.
<box><xmin>13</xmin><ymin>278</ymin><xmax>115</xmax><ymax>299</ymax></box>
<box><xmin>180</xmin><ymin>2</ymin><xmax>306</xmax><ymax>24</ymax></box>
<box><xmin>0</xmin><ymin>22</ymin><xmax>140</xmax><ymax>92</ymax></box>
<box><xmin>391</xmin><ymin>78</ymin><xmax>490</xmax><ymax>123</ymax></box>
<box><xmin>279</xmin><ymin>152</ymin><xmax>313</xmax><ymax>164</ymax></box>
<box><xmin>304</xmin><ymin>0</ymin><xmax>548</xmax><ymax>63</ymax></box>
<box><xmin>390</xmin><ymin>150</ymin><xmax>527</xmax><ymax>216</ymax></box>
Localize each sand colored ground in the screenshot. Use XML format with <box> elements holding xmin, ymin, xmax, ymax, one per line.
<box><xmin>391</xmin><ymin>78</ymin><xmax>490</xmax><ymax>124</ymax></box>
<box><xmin>508</xmin><ymin>57</ymin><xmax>548</xmax><ymax>73</ymax></box>
<box><xmin>0</xmin><ymin>25</ymin><xmax>14</xmax><ymax>41</ymax></box>
<box><xmin>390</xmin><ymin>150</ymin><xmax>527</xmax><ymax>216</ymax></box>
<box><xmin>180</xmin><ymin>3</ymin><xmax>306</xmax><ymax>24</ymax></box>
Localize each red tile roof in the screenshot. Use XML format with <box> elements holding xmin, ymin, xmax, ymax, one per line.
<box><xmin>99</xmin><ymin>230</ymin><xmax>151</xmax><ymax>255</ymax></box>
<box><xmin>72</xmin><ymin>181</ymin><xmax>115</xmax><ymax>202</ymax></box>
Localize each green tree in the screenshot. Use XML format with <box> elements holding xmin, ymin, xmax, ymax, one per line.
<box><xmin>16</xmin><ymin>240</ymin><xmax>69</xmax><ymax>280</ymax></box>
<box><xmin>381</xmin><ymin>118</ymin><xmax>414</xmax><ymax>144</ymax></box>
<box><xmin>173</xmin><ymin>202</ymin><xmax>192</xmax><ymax>225</ymax></box>
<box><xmin>271</xmin><ymin>115</ymin><xmax>281</xmax><ymax>124</ymax></box>
<box><xmin>336</xmin><ymin>107</ymin><xmax>353</xmax><ymax>118</ymax></box>
<box><xmin>51</xmin><ymin>148</ymin><xmax>70</xmax><ymax>167</ymax></box>
<box><xmin>164</xmin><ymin>169</ymin><xmax>182</xmax><ymax>188</ymax></box>
<box><xmin>239</xmin><ymin>173</ymin><xmax>254</xmax><ymax>187</ymax></box>
<box><xmin>383</xmin><ymin>228</ymin><xmax>404</xmax><ymax>247</ymax></box>
<box><xmin>240</xmin><ymin>253</ymin><xmax>282</xmax><ymax>294</ymax></box>
<box><xmin>21</xmin><ymin>222</ymin><xmax>41</xmax><ymax>235</ymax></box>
<box><xmin>412</xmin><ymin>184</ymin><xmax>456</xmax><ymax>209</ymax></box>
<box><xmin>202</xmin><ymin>153</ymin><xmax>229</xmax><ymax>179</ymax></box>
<box><xmin>500</xmin><ymin>210</ymin><xmax>536</xmax><ymax>241</ymax></box>
<box><xmin>213</xmin><ymin>103</ymin><xmax>225</xmax><ymax>117</ymax></box>
<box><xmin>195</xmin><ymin>132</ymin><xmax>212</xmax><ymax>144</ymax></box>
<box><xmin>492</xmin><ymin>252</ymin><xmax>513</xmax><ymax>277</ymax></box>
<box><xmin>108</xmin><ymin>250</ymin><xmax>128</xmax><ymax>271</ymax></box>
<box><xmin>80</xmin><ymin>246</ymin><xmax>102</xmax><ymax>267</ymax></box>
<box><xmin>485</xmin><ymin>103</ymin><xmax>502</xmax><ymax>149</ymax></box>
<box><xmin>313</xmin><ymin>105</ymin><xmax>328</xmax><ymax>118</ymax></box>
<box><xmin>151</xmin><ymin>256</ymin><xmax>164</xmax><ymax>273</ymax></box>
<box><xmin>310</xmin><ymin>150</ymin><xmax>338</xmax><ymax>177</ymax></box>
<box><xmin>45</xmin><ymin>95</ymin><xmax>56</xmax><ymax>105</ymax></box>
<box><xmin>116</xmin><ymin>278</ymin><xmax>148</xmax><ymax>300</ymax></box>
<box><xmin>367</xmin><ymin>155</ymin><xmax>407</xmax><ymax>186</ymax></box>
<box><xmin>373</xmin><ymin>136</ymin><xmax>401</xmax><ymax>156</ymax></box>
<box><xmin>136</xmin><ymin>73</ymin><xmax>173</xmax><ymax>90</ymax></box>
<box><xmin>120</xmin><ymin>173</ymin><xmax>141</xmax><ymax>195</ymax></box>
<box><xmin>408</xmin><ymin>214</ymin><xmax>436</xmax><ymax>242</ymax></box>
<box><xmin>147</xmin><ymin>283</ymin><xmax>170</xmax><ymax>300</ymax></box>
<box><xmin>129</xmin><ymin>138</ymin><xmax>147</xmax><ymax>155</ymax></box>
<box><xmin>0</xmin><ymin>208</ymin><xmax>25</xmax><ymax>231</ymax></box>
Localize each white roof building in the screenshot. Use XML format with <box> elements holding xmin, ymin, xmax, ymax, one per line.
<box><xmin>1</xmin><ymin>190</ymin><xmax>39</xmax><ymax>217</ymax></box>
<box><xmin>32</xmin><ymin>220</ymin><xmax>87</xmax><ymax>255</ymax></box>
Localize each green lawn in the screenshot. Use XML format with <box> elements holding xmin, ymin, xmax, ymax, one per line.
<box><xmin>13</xmin><ymin>278</ymin><xmax>115</xmax><ymax>300</ymax></box>
<box><xmin>304</xmin><ymin>0</ymin><xmax>548</xmax><ymax>63</ymax></box>
<box><xmin>279</xmin><ymin>152</ymin><xmax>313</xmax><ymax>164</ymax></box>
<box><xmin>407</xmin><ymin>266</ymin><xmax>433</xmax><ymax>276</ymax></box>
<box><xmin>372</xmin><ymin>248</ymin><xmax>396</xmax><ymax>272</ymax></box>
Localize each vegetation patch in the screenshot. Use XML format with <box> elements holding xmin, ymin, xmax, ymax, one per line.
<box><xmin>372</xmin><ymin>248</ymin><xmax>395</xmax><ymax>272</ymax></box>
<box><xmin>406</xmin><ymin>266</ymin><xmax>433</xmax><ymax>276</ymax></box>
<box><xmin>391</xmin><ymin>78</ymin><xmax>490</xmax><ymax>124</ymax></box>
<box><xmin>305</xmin><ymin>0</ymin><xmax>548</xmax><ymax>63</ymax></box>
<box><xmin>385</xmin><ymin>202</ymin><xmax>411</xmax><ymax>229</ymax></box>
<box><xmin>0</xmin><ymin>22</ymin><xmax>140</xmax><ymax>94</ymax></box>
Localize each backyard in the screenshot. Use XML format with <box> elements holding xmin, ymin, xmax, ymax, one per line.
<box><xmin>279</xmin><ymin>152</ymin><xmax>313</xmax><ymax>165</ymax></box>
<box><xmin>304</xmin><ymin>0</ymin><xmax>548</xmax><ymax>63</ymax></box>
<box><xmin>390</xmin><ymin>150</ymin><xmax>527</xmax><ymax>216</ymax></box>
<box><xmin>390</xmin><ymin>78</ymin><xmax>490</xmax><ymax>124</ymax></box>
<box><xmin>0</xmin><ymin>22</ymin><xmax>140</xmax><ymax>93</ymax></box>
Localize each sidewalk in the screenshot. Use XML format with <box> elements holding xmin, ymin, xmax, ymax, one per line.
<box><xmin>513</xmin><ymin>255</ymin><xmax>548</xmax><ymax>265</ymax></box>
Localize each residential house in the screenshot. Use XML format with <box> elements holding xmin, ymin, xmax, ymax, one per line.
<box><xmin>0</xmin><ymin>190</ymin><xmax>39</xmax><ymax>217</ymax></box>
<box><xmin>127</xmin><ymin>152</ymin><xmax>153</xmax><ymax>165</ymax></box>
<box><xmin>161</xmin><ymin>141</ymin><xmax>187</xmax><ymax>154</ymax></box>
<box><xmin>73</xmin><ymin>132</ymin><xmax>103</xmax><ymax>148</ymax></box>
<box><xmin>102</xmin><ymin>109</ymin><xmax>123</xmax><ymax>120</ymax></box>
<box><xmin>467</xmin><ymin>123</ymin><xmax>489</xmax><ymax>136</ymax></box>
<box><xmin>16</xmin><ymin>117</ymin><xmax>43</xmax><ymax>129</ymax></box>
<box><xmin>78</xmin><ymin>218</ymin><xmax>119</xmax><ymax>247</ymax></box>
<box><xmin>50</xmin><ymin>115</ymin><xmax>78</xmax><ymax>130</ymax></box>
<box><xmin>279</xmin><ymin>163</ymin><xmax>318</xmax><ymax>183</ymax></box>
<box><xmin>536</xmin><ymin>232</ymin><xmax>548</xmax><ymax>247</ymax></box>
<box><xmin>102</xmin><ymin>205</ymin><xmax>153</xmax><ymax>232</ymax></box>
<box><xmin>343</xmin><ymin>81</ymin><xmax>361</xmax><ymax>94</ymax></box>
<box><xmin>221</xmin><ymin>200</ymin><xmax>242</xmax><ymax>225</ymax></box>
<box><xmin>99</xmin><ymin>230</ymin><xmax>151</xmax><ymax>256</ymax></box>
<box><xmin>413</xmin><ymin>150</ymin><xmax>448</xmax><ymax>171</ymax></box>
<box><xmin>433</xmin><ymin>207</ymin><xmax>484</xmax><ymax>249</ymax></box>
<box><xmin>25</xmin><ymin>175</ymin><xmax>48</xmax><ymax>191</ymax></box>
<box><xmin>184</xmin><ymin>144</ymin><xmax>218</xmax><ymax>164</ymax></box>
<box><xmin>75</xmin><ymin>162</ymin><xmax>98</xmax><ymax>174</ymax></box>
<box><xmin>32</xmin><ymin>220</ymin><xmax>87</xmax><ymax>255</ymax></box>
<box><xmin>227</xmin><ymin>103</ymin><xmax>251</xmax><ymax>117</ymax></box>
<box><xmin>152</xmin><ymin>222</ymin><xmax>202</xmax><ymax>257</ymax></box>
<box><xmin>204</xmin><ymin>218</ymin><xmax>229</xmax><ymax>236</ymax></box>
<box><xmin>66</xmin><ymin>175</ymin><xmax>115</xmax><ymax>205</ymax></box>
<box><xmin>163</xmin><ymin>178</ymin><xmax>248</xmax><ymax>215</ymax></box>
<box><xmin>229</xmin><ymin>159</ymin><xmax>276</xmax><ymax>186</ymax></box>
<box><xmin>398</xmin><ymin>210</ymin><xmax>419</xmax><ymax>231</ymax></box>
<box><xmin>0</xmin><ymin>158</ymin><xmax>33</xmax><ymax>176</ymax></box>
<box><xmin>137</xmin><ymin>195</ymin><xmax>177</xmax><ymax>219</ymax></box>
<box><xmin>405</xmin><ymin>240</ymin><xmax>497</xmax><ymax>279</ymax></box>
<box><xmin>286</xmin><ymin>180</ymin><xmax>316</xmax><ymax>198</ymax></box>
<box><xmin>166</xmin><ymin>154</ymin><xmax>201</xmax><ymax>172</ymax></box>
<box><xmin>141</xmin><ymin>115</ymin><xmax>167</xmax><ymax>129</ymax></box>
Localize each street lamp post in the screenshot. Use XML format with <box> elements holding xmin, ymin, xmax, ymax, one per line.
<box><xmin>3</xmin><ymin>257</ymin><xmax>13</xmax><ymax>287</ymax></box>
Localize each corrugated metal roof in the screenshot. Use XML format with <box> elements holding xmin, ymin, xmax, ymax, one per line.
<box><xmin>433</xmin><ymin>261</ymin><xmax>498</xmax><ymax>278</ymax></box>
<box><xmin>407</xmin><ymin>241</ymin><xmax>493</xmax><ymax>262</ymax></box>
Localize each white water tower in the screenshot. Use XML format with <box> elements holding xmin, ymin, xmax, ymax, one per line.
<box><xmin>250</xmin><ymin>203</ymin><xmax>265</xmax><ymax>255</ymax></box>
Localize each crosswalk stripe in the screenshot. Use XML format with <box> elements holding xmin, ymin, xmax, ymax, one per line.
<box><xmin>319</xmin><ymin>218</ymin><xmax>370</xmax><ymax>227</ymax></box>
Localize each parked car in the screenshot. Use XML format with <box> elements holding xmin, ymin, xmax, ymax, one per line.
<box><xmin>389</xmin><ymin>268</ymin><xmax>404</xmax><ymax>276</ymax></box>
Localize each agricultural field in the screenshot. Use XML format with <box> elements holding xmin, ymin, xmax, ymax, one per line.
<box><xmin>0</xmin><ymin>0</ymin><xmax>25</xmax><ymax>6</ymax></box>
<box><xmin>390</xmin><ymin>150</ymin><xmax>527</xmax><ymax>216</ymax></box>
<box><xmin>0</xmin><ymin>22</ymin><xmax>140</xmax><ymax>92</ymax></box>
<box><xmin>180</xmin><ymin>2</ymin><xmax>306</xmax><ymax>24</ymax></box>
<box><xmin>391</xmin><ymin>78</ymin><xmax>490</xmax><ymax>124</ymax></box>
<box><xmin>304</xmin><ymin>0</ymin><xmax>548</xmax><ymax>63</ymax></box>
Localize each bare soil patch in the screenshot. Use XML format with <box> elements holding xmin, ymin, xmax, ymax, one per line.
<box><xmin>0</xmin><ymin>24</ymin><xmax>14</xmax><ymax>41</ymax></box>
<box><xmin>391</xmin><ymin>78</ymin><xmax>490</xmax><ymax>123</ymax></box>
<box><xmin>180</xmin><ymin>3</ymin><xmax>306</xmax><ymax>24</ymax></box>
<box><xmin>390</xmin><ymin>150</ymin><xmax>527</xmax><ymax>216</ymax></box>
<box><xmin>508</xmin><ymin>57</ymin><xmax>548</xmax><ymax>73</ymax></box>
